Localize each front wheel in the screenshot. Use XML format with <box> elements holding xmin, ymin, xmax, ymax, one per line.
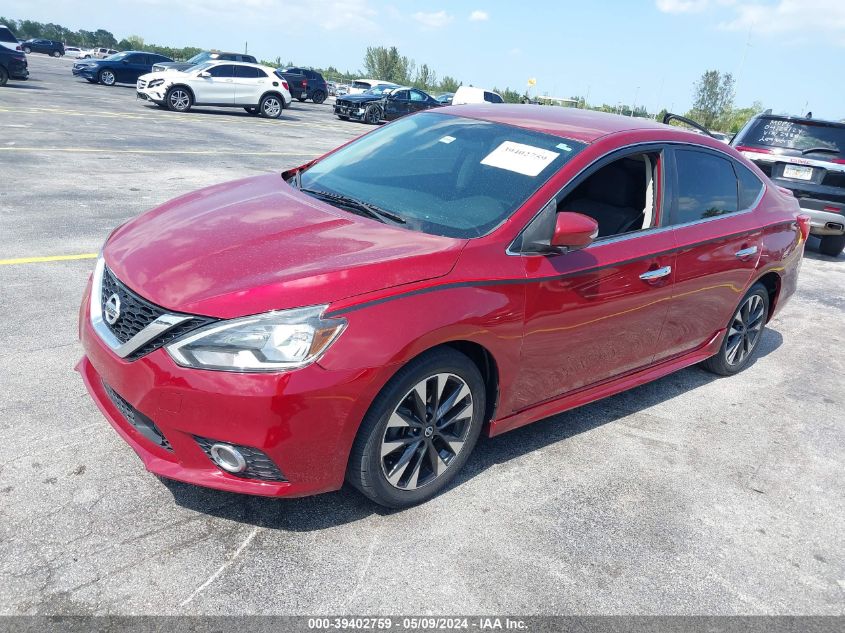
<box><xmin>819</xmin><ymin>234</ymin><xmax>845</xmax><ymax>258</ymax></box>
<box><xmin>23</xmin><ymin>47</ymin><xmax>31</xmax><ymax>54</ymax></box>
<box><xmin>0</xmin><ymin>67</ymin><xmax>8</xmax><ymax>87</ymax></box>
<box><xmin>347</xmin><ymin>348</ymin><xmax>486</xmax><ymax>508</ymax></box>
<box><xmin>98</xmin><ymin>69</ymin><xmax>116</xmax><ymax>86</ymax></box>
<box><xmin>364</xmin><ymin>104</ymin><xmax>381</xmax><ymax>125</ymax></box>
<box><xmin>259</xmin><ymin>94</ymin><xmax>283</xmax><ymax>118</ymax></box>
<box><xmin>166</xmin><ymin>87</ymin><xmax>192</xmax><ymax>112</ymax></box>
<box><xmin>702</xmin><ymin>283</ymin><xmax>769</xmax><ymax>376</ymax></box>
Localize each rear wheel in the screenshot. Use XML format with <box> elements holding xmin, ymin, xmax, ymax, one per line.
<box><xmin>702</xmin><ymin>283</ymin><xmax>769</xmax><ymax>376</ymax></box>
<box><xmin>259</xmin><ymin>94</ymin><xmax>283</xmax><ymax>118</ymax></box>
<box><xmin>297</xmin><ymin>95</ymin><xmax>306</xmax><ymax>102</ymax></box>
<box><xmin>347</xmin><ymin>348</ymin><xmax>485</xmax><ymax>508</ymax></box>
<box><xmin>311</xmin><ymin>90</ymin><xmax>326</xmax><ymax>104</ymax></box>
<box><xmin>98</xmin><ymin>69</ymin><xmax>116</xmax><ymax>86</ymax></box>
<box><xmin>52</xmin><ymin>50</ymin><xmax>61</xmax><ymax>58</ymax></box>
<box><xmin>166</xmin><ymin>87</ymin><xmax>192</xmax><ymax>112</ymax></box>
<box><xmin>0</xmin><ymin>67</ymin><xmax>8</xmax><ymax>87</ymax></box>
<box><xmin>819</xmin><ymin>234</ymin><xmax>845</xmax><ymax>258</ymax></box>
<box><xmin>23</xmin><ymin>46</ymin><xmax>31</xmax><ymax>54</ymax></box>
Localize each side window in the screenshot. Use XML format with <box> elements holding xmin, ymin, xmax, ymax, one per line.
<box><xmin>484</xmin><ymin>91</ymin><xmax>503</xmax><ymax>103</ymax></box>
<box><xmin>735</xmin><ymin>162</ymin><xmax>764</xmax><ymax>209</ymax></box>
<box><xmin>0</xmin><ymin>28</ymin><xmax>17</xmax><ymax>43</ymax></box>
<box><xmin>208</xmin><ymin>65</ymin><xmax>234</xmax><ymax>78</ymax></box>
<box><xmin>392</xmin><ymin>90</ymin><xmax>410</xmax><ymax>101</ymax></box>
<box><xmin>234</xmin><ymin>66</ymin><xmax>261</xmax><ymax>78</ymax></box>
<box><xmin>410</xmin><ymin>90</ymin><xmax>426</xmax><ymax>102</ymax></box>
<box><xmin>557</xmin><ymin>152</ymin><xmax>661</xmax><ymax>238</ymax></box>
<box><xmin>672</xmin><ymin>150</ymin><xmax>738</xmax><ymax>224</ymax></box>
<box><xmin>126</xmin><ymin>54</ymin><xmax>145</xmax><ymax>64</ymax></box>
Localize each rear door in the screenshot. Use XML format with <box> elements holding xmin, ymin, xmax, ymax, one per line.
<box><xmin>233</xmin><ymin>66</ymin><xmax>267</xmax><ymax>104</ymax></box>
<box><xmin>197</xmin><ymin>64</ymin><xmax>236</xmax><ymax>104</ymax></box>
<box><xmin>655</xmin><ymin>147</ymin><xmax>764</xmax><ymax>361</ymax></box>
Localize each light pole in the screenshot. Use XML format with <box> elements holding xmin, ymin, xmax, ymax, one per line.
<box><xmin>631</xmin><ymin>86</ymin><xmax>640</xmax><ymax>117</ymax></box>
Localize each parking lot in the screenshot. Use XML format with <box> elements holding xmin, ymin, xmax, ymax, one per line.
<box><xmin>1</xmin><ymin>54</ymin><xmax>843</xmax><ymax>616</ymax></box>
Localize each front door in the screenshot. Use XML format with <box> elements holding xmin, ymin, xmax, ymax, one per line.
<box><xmin>198</xmin><ymin>64</ymin><xmax>236</xmax><ymax>104</ymax></box>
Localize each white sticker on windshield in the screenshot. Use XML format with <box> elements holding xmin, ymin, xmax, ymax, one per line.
<box><xmin>556</xmin><ymin>143</ymin><xmax>572</xmax><ymax>152</ymax></box>
<box><xmin>439</xmin><ymin>135</ymin><xmax>456</xmax><ymax>144</ymax></box>
<box><xmin>481</xmin><ymin>141</ymin><xmax>560</xmax><ymax>176</ymax></box>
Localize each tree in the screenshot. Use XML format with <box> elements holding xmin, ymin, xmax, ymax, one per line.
<box><xmin>439</xmin><ymin>75</ymin><xmax>460</xmax><ymax>93</ymax></box>
<box><xmin>413</xmin><ymin>64</ymin><xmax>437</xmax><ymax>91</ymax></box>
<box><xmin>717</xmin><ymin>101</ymin><xmax>764</xmax><ymax>133</ymax></box>
<box><xmin>363</xmin><ymin>46</ymin><xmax>414</xmax><ymax>84</ymax></box>
<box><xmin>689</xmin><ymin>69</ymin><xmax>735</xmax><ymax>129</ymax></box>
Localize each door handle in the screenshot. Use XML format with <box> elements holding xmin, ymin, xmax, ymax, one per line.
<box><xmin>639</xmin><ymin>266</ymin><xmax>672</xmax><ymax>281</ymax></box>
<box><xmin>735</xmin><ymin>246</ymin><xmax>758</xmax><ymax>259</ymax></box>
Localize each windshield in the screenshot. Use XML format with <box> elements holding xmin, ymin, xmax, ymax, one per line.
<box><xmin>364</xmin><ymin>85</ymin><xmax>397</xmax><ymax>96</ymax></box>
<box><xmin>188</xmin><ymin>62</ymin><xmax>214</xmax><ymax>73</ymax></box>
<box><xmin>300</xmin><ymin>112</ymin><xmax>585</xmax><ymax>238</ymax></box>
<box><xmin>105</xmin><ymin>52</ymin><xmax>128</xmax><ymax>61</ymax></box>
<box><xmin>186</xmin><ymin>52</ymin><xmax>211</xmax><ymax>64</ymax></box>
<box><xmin>737</xmin><ymin>117</ymin><xmax>845</xmax><ymax>160</ymax></box>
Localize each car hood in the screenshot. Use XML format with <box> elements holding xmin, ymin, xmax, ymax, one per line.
<box><xmin>138</xmin><ymin>70</ymin><xmax>176</xmax><ymax>82</ymax></box>
<box><xmin>104</xmin><ymin>174</ymin><xmax>465</xmax><ymax>319</ymax></box>
<box><xmin>340</xmin><ymin>93</ymin><xmax>383</xmax><ymax>103</ymax></box>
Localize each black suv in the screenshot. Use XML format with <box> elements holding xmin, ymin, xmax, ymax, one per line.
<box><xmin>152</xmin><ymin>51</ymin><xmax>257</xmax><ymax>73</ymax></box>
<box><xmin>22</xmin><ymin>39</ymin><xmax>64</xmax><ymax>57</ymax></box>
<box><xmin>277</xmin><ymin>67</ymin><xmax>328</xmax><ymax>104</ymax></box>
<box><xmin>0</xmin><ymin>45</ymin><xmax>29</xmax><ymax>86</ymax></box>
<box><xmin>734</xmin><ymin>114</ymin><xmax>845</xmax><ymax>257</ymax></box>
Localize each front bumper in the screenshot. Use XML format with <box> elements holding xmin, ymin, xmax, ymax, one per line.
<box><xmin>334</xmin><ymin>102</ymin><xmax>367</xmax><ymax>120</ymax></box>
<box><xmin>77</xmin><ymin>280</ymin><xmax>387</xmax><ymax>498</ymax></box>
<box><xmin>72</xmin><ymin>67</ymin><xmax>96</xmax><ymax>79</ymax></box>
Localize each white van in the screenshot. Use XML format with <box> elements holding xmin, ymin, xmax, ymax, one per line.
<box><xmin>0</xmin><ymin>25</ymin><xmax>21</xmax><ymax>52</ymax></box>
<box><xmin>451</xmin><ymin>86</ymin><xmax>504</xmax><ymax>105</ymax></box>
<box><xmin>347</xmin><ymin>78</ymin><xmax>396</xmax><ymax>95</ymax></box>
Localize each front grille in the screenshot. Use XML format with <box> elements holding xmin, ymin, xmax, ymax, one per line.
<box><xmin>101</xmin><ymin>267</ymin><xmax>165</xmax><ymax>344</ymax></box>
<box><xmin>99</xmin><ymin>266</ymin><xmax>216</xmax><ymax>360</ymax></box>
<box><xmin>103</xmin><ymin>383</ymin><xmax>173</xmax><ymax>451</ymax></box>
<box><xmin>194</xmin><ymin>436</ymin><xmax>287</xmax><ymax>482</ymax></box>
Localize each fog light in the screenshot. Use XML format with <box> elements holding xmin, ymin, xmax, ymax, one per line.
<box><xmin>209</xmin><ymin>443</ymin><xmax>247</xmax><ymax>473</ymax></box>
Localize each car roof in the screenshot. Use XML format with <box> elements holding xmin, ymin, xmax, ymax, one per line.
<box><xmin>437</xmin><ymin>104</ymin><xmax>680</xmax><ymax>143</ymax></box>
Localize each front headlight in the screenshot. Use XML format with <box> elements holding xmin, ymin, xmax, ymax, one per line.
<box><xmin>166</xmin><ymin>306</ymin><xmax>346</xmax><ymax>372</ymax></box>
<box><xmin>148</xmin><ymin>79</ymin><xmax>164</xmax><ymax>88</ymax></box>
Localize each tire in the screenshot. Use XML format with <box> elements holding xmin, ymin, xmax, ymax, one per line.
<box><xmin>702</xmin><ymin>283</ymin><xmax>769</xmax><ymax>376</ymax></box>
<box><xmin>364</xmin><ymin>104</ymin><xmax>381</xmax><ymax>125</ymax></box>
<box><xmin>23</xmin><ymin>47</ymin><xmax>31</xmax><ymax>54</ymax></box>
<box><xmin>819</xmin><ymin>234</ymin><xmax>845</xmax><ymax>257</ymax></box>
<box><xmin>311</xmin><ymin>90</ymin><xmax>326</xmax><ymax>104</ymax></box>
<box><xmin>347</xmin><ymin>348</ymin><xmax>486</xmax><ymax>508</ymax></box>
<box><xmin>98</xmin><ymin>69</ymin><xmax>116</xmax><ymax>86</ymax></box>
<box><xmin>259</xmin><ymin>94</ymin><xmax>283</xmax><ymax>119</ymax></box>
<box><xmin>52</xmin><ymin>51</ymin><xmax>61</xmax><ymax>58</ymax></box>
<box><xmin>0</xmin><ymin>67</ymin><xmax>7</xmax><ymax>88</ymax></box>
<box><xmin>243</xmin><ymin>106</ymin><xmax>257</xmax><ymax>114</ymax></box>
<box><xmin>297</xmin><ymin>95</ymin><xmax>306</xmax><ymax>102</ymax></box>
<box><xmin>166</xmin><ymin>87</ymin><xmax>192</xmax><ymax>112</ymax></box>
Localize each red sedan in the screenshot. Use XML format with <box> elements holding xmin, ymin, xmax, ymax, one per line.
<box><xmin>77</xmin><ymin>106</ymin><xmax>807</xmax><ymax>507</ymax></box>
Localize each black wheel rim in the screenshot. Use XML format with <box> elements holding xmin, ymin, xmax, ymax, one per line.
<box><xmin>725</xmin><ymin>294</ymin><xmax>765</xmax><ymax>366</ymax></box>
<box><xmin>380</xmin><ymin>373</ymin><xmax>474</xmax><ymax>491</ymax></box>
<box><xmin>366</xmin><ymin>108</ymin><xmax>380</xmax><ymax>124</ymax></box>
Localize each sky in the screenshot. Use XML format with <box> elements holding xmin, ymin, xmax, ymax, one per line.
<box><xmin>3</xmin><ymin>0</ymin><xmax>843</xmax><ymax>120</ymax></box>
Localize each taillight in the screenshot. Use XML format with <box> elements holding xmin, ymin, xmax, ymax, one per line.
<box><xmin>797</xmin><ymin>214</ymin><xmax>811</xmax><ymax>241</ymax></box>
<box><xmin>281</xmin><ymin>80</ymin><xmax>289</xmax><ymax>90</ymax></box>
<box><xmin>831</xmin><ymin>158</ymin><xmax>845</xmax><ymax>165</ymax></box>
<box><xmin>301</xmin><ymin>79</ymin><xmax>307</xmax><ymax>87</ymax></box>
<box><xmin>824</xmin><ymin>205</ymin><xmax>842</xmax><ymax>213</ymax></box>
<box><xmin>16</xmin><ymin>45</ymin><xmax>22</xmax><ymax>51</ymax></box>
<box><xmin>735</xmin><ymin>145</ymin><xmax>773</xmax><ymax>154</ymax></box>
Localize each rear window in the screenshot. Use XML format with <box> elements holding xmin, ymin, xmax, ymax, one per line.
<box><xmin>483</xmin><ymin>91</ymin><xmax>503</xmax><ymax>104</ymax></box>
<box><xmin>0</xmin><ymin>26</ymin><xmax>18</xmax><ymax>43</ymax></box>
<box><xmin>352</xmin><ymin>81</ymin><xmax>371</xmax><ymax>89</ymax></box>
<box><xmin>738</xmin><ymin>117</ymin><xmax>845</xmax><ymax>160</ymax></box>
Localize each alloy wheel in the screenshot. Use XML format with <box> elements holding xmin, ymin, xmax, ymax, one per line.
<box><xmin>725</xmin><ymin>293</ymin><xmax>765</xmax><ymax>366</ymax></box>
<box><xmin>169</xmin><ymin>89</ymin><xmax>190</xmax><ymax>111</ymax></box>
<box><xmin>380</xmin><ymin>373</ymin><xmax>474</xmax><ymax>490</ymax></box>
<box><xmin>262</xmin><ymin>97</ymin><xmax>281</xmax><ymax>117</ymax></box>
<box><xmin>365</xmin><ymin>106</ymin><xmax>381</xmax><ymax>124</ymax></box>
<box><xmin>101</xmin><ymin>70</ymin><xmax>115</xmax><ymax>86</ymax></box>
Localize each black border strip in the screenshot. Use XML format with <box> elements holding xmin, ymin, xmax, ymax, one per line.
<box><xmin>326</xmin><ymin>219</ymin><xmax>796</xmax><ymax>317</ymax></box>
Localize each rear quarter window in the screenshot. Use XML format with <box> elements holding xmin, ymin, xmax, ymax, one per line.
<box><xmin>0</xmin><ymin>27</ymin><xmax>18</xmax><ymax>43</ymax></box>
<box><xmin>735</xmin><ymin>162</ymin><xmax>764</xmax><ymax>209</ymax></box>
<box><xmin>672</xmin><ymin>149</ymin><xmax>739</xmax><ymax>224</ymax></box>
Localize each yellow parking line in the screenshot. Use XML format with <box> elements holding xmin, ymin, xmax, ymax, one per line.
<box><xmin>0</xmin><ymin>253</ymin><xmax>98</xmax><ymax>265</ymax></box>
<box><xmin>0</xmin><ymin>147</ymin><xmax>303</xmax><ymax>156</ymax></box>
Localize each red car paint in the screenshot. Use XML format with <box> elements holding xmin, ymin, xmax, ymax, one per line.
<box><xmin>77</xmin><ymin>106</ymin><xmax>804</xmax><ymax>498</ymax></box>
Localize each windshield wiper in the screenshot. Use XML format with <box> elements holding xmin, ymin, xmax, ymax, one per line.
<box><xmin>300</xmin><ymin>188</ymin><xmax>406</xmax><ymax>225</ymax></box>
<box><xmin>801</xmin><ymin>147</ymin><xmax>839</xmax><ymax>156</ymax></box>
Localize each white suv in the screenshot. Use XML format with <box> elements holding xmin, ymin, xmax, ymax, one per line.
<box><xmin>136</xmin><ymin>61</ymin><xmax>292</xmax><ymax>118</ymax></box>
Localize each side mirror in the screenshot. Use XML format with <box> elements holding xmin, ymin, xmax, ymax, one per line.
<box><xmin>199</xmin><ymin>71</ymin><xmax>211</xmax><ymax>78</ymax></box>
<box><xmin>551</xmin><ymin>212</ymin><xmax>599</xmax><ymax>250</ymax></box>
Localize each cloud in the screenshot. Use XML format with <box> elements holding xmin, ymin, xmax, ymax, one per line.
<box><xmin>469</xmin><ymin>10</ymin><xmax>489</xmax><ymax>21</ymax></box>
<box><xmin>655</xmin><ymin>0</ymin><xmax>710</xmax><ymax>12</ymax></box>
<box><xmin>719</xmin><ymin>0</ymin><xmax>845</xmax><ymax>38</ymax></box>
<box><xmin>412</xmin><ymin>10</ymin><xmax>454</xmax><ymax>28</ymax></box>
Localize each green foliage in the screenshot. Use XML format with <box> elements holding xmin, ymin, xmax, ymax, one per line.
<box><xmin>439</xmin><ymin>76</ymin><xmax>461</xmax><ymax>93</ymax></box>
<box><xmin>688</xmin><ymin>69</ymin><xmax>735</xmax><ymax>129</ymax></box>
<box><xmin>492</xmin><ymin>87</ymin><xmax>523</xmax><ymax>104</ymax></box>
<box><xmin>363</xmin><ymin>46</ymin><xmax>415</xmax><ymax>84</ymax></box>
<box><xmin>413</xmin><ymin>64</ymin><xmax>437</xmax><ymax>92</ymax></box>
